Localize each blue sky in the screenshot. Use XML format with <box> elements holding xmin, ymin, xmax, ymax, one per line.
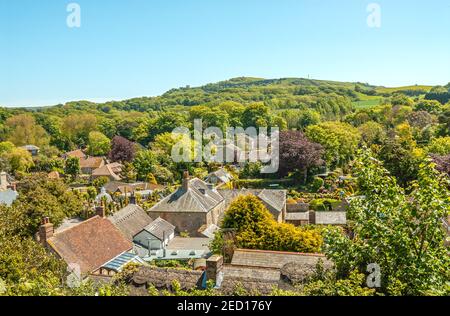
<box><xmin>1</xmin><ymin>0</ymin><xmax>449</xmax><ymax>107</ymax></box>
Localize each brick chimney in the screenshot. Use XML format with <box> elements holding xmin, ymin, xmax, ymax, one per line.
<box><xmin>206</xmin><ymin>255</ymin><xmax>223</xmax><ymax>284</ymax></box>
<box><xmin>96</xmin><ymin>206</ymin><xmax>106</xmax><ymax>218</ymax></box>
<box><xmin>182</xmin><ymin>170</ymin><xmax>190</xmax><ymax>190</ymax></box>
<box><xmin>39</xmin><ymin>217</ymin><xmax>54</xmax><ymax>246</ymax></box>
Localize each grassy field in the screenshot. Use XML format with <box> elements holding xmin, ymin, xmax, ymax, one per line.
<box><xmin>376</xmin><ymin>85</ymin><xmax>433</xmax><ymax>94</ymax></box>
<box><xmin>352</xmin><ymin>98</ymin><xmax>382</xmax><ymax>109</ymax></box>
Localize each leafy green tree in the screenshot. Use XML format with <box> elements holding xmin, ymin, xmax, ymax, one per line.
<box><xmin>64</xmin><ymin>157</ymin><xmax>80</xmax><ymax>179</ymax></box>
<box><xmin>297</xmin><ymin>109</ymin><xmax>321</xmax><ymax>130</ymax></box>
<box><xmin>358</xmin><ymin>121</ymin><xmax>386</xmax><ymax>146</ymax></box>
<box><xmin>323</xmin><ymin>150</ymin><xmax>450</xmax><ymax>296</ymax></box>
<box><xmin>241</xmin><ymin>103</ymin><xmax>272</xmax><ymax>128</ymax></box>
<box><xmin>5</xmin><ymin>114</ymin><xmax>50</xmax><ymax>147</ymax></box>
<box><xmin>133</xmin><ymin>150</ymin><xmax>158</xmax><ymax>181</ymax></box>
<box><xmin>306</xmin><ymin>122</ymin><xmax>361</xmax><ymax>167</ymax></box>
<box><xmin>426</xmin><ymin>136</ymin><xmax>450</xmax><ymax>155</ymax></box>
<box><xmin>87</xmin><ymin>131</ymin><xmax>111</xmax><ymax>156</ymax></box>
<box><xmin>217</xmin><ymin>195</ymin><xmax>322</xmax><ymax>253</ymax></box>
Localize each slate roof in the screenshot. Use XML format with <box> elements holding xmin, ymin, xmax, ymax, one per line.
<box><xmin>142</xmin><ymin>217</ymin><xmax>175</xmax><ymax>240</ymax></box>
<box><xmin>218</xmin><ymin>188</ymin><xmax>287</xmax><ymax>214</ymax></box>
<box><xmin>285</xmin><ymin>212</ymin><xmax>310</xmax><ymax>221</ymax></box>
<box><xmin>205</xmin><ymin>168</ymin><xmax>233</xmax><ymax>184</ymax></box>
<box><xmin>315</xmin><ymin>212</ymin><xmax>347</xmax><ymax>225</ymax></box>
<box><xmin>108</xmin><ymin>204</ymin><xmax>153</xmax><ymax>241</ymax></box>
<box><xmin>0</xmin><ymin>189</ymin><xmax>18</xmax><ymax>206</ymax></box>
<box><xmin>149</xmin><ymin>178</ymin><xmax>224</xmax><ymax>213</ymax></box>
<box><xmin>47</xmin><ymin>216</ymin><xmax>132</xmax><ymax>275</ymax></box>
<box><xmin>167</xmin><ymin>237</ymin><xmax>211</xmax><ymax>252</ymax></box>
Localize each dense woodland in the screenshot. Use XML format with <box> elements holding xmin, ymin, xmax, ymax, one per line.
<box><xmin>0</xmin><ymin>77</ymin><xmax>449</xmax><ymax>296</ymax></box>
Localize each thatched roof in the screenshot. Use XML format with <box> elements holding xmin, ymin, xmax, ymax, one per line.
<box><xmin>131</xmin><ymin>266</ymin><xmax>204</xmax><ymax>291</ymax></box>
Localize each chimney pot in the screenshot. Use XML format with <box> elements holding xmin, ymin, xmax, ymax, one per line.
<box><xmin>39</xmin><ymin>217</ymin><xmax>54</xmax><ymax>246</ymax></box>
<box><xmin>96</xmin><ymin>206</ymin><xmax>106</xmax><ymax>218</ymax></box>
<box><xmin>182</xmin><ymin>171</ymin><xmax>190</xmax><ymax>190</ymax></box>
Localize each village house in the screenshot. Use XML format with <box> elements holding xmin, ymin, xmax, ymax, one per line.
<box><xmin>92</xmin><ymin>162</ymin><xmax>123</xmax><ymax>181</ymax></box>
<box><xmin>20</xmin><ymin>145</ymin><xmax>40</xmax><ymax>156</ymax></box>
<box><xmin>63</xmin><ymin>149</ymin><xmax>87</xmax><ymax>160</ymax></box>
<box><xmin>103</xmin><ymin>181</ymin><xmax>165</xmax><ymax>198</ymax></box>
<box><xmin>79</xmin><ymin>156</ymin><xmax>106</xmax><ymax>175</ymax></box>
<box><xmin>38</xmin><ymin>213</ymin><xmax>134</xmax><ymax>277</ymax></box>
<box><xmin>147</xmin><ymin>172</ymin><xmax>287</xmax><ymax>236</ymax></box>
<box><xmin>285</xmin><ymin>200</ymin><xmax>347</xmax><ymax>226</ymax></box>
<box><xmin>127</xmin><ymin>248</ymin><xmax>333</xmax><ymax>295</ymax></box>
<box><xmin>148</xmin><ymin>172</ymin><xmax>226</xmax><ymax>237</ymax></box>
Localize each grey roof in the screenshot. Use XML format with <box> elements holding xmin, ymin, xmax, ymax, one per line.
<box><xmin>55</xmin><ymin>217</ymin><xmax>84</xmax><ymax>234</ymax></box>
<box><xmin>315</xmin><ymin>212</ymin><xmax>347</xmax><ymax>225</ymax></box>
<box><xmin>102</xmin><ymin>252</ymin><xmax>144</xmax><ymax>272</ymax></box>
<box><xmin>257</xmin><ymin>189</ymin><xmax>286</xmax><ymax>213</ymax></box>
<box><xmin>149</xmin><ymin>178</ymin><xmax>224</xmax><ymax>213</ymax></box>
<box><xmin>167</xmin><ymin>237</ymin><xmax>211</xmax><ymax>252</ymax></box>
<box><xmin>285</xmin><ymin>212</ymin><xmax>310</xmax><ymax>221</ymax></box>
<box><xmin>0</xmin><ymin>189</ymin><xmax>18</xmax><ymax>206</ymax></box>
<box><xmin>199</xmin><ymin>224</ymin><xmax>220</xmax><ymax>238</ymax></box>
<box><xmin>218</xmin><ymin>188</ymin><xmax>287</xmax><ymax>215</ymax></box>
<box><xmin>21</xmin><ymin>145</ymin><xmax>40</xmax><ymax>150</ymax></box>
<box><xmin>142</xmin><ymin>217</ymin><xmax>175</xmax><ymax>240</ymax></box>
<box><xmin>205</xmin><ymin>168</ymin><xmax>233</xmax><ymax>183</ymax></box>
<box><xmin>108</xmin><ymin>204</ymin><xmax>153</xmax><ymax>240</ymax></box>
<box><xmin>231</xmin><ymin>249</ymin><xmax>333</xmax><ymax>270</ymax></box>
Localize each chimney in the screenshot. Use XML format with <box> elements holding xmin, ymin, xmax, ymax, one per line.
<box><xmin>182</xmin><ymin>171</ymin><xmax>190</xmax><ymax>190</ymax></box>
<box><xmin>39</xmin><ymin>217</ymin><xmax>54</xmax><ymax>246</ymax></box>
<box><xmin>96</xmin><ymin>206</ymin><xmax>106</xmax><ymax>218</ymax></box>
<box><xmin>129</xmin><ymin>192</ymin><xmax>136</xmax><ymax>205</ymax></box>
<box><xmin>206</xmin><ymin>255</ymin><xmax>223</xmax><ymax>284</ymax></box>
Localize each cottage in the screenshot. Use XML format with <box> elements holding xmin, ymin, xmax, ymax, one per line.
<box><xmin>108</xmin><ymin>203</ymin><xmax>153</xmax><ymax>241</ymax></box>
<box><xmin>92</xmin><ymin>162</ymin><xmax>123</xmax><ymax>181</ymax></box>
<box><xmin>63</xmin><ymin>149</ymin><xmax>87</xmax><ymax>160</ymax></box>
<box><xmin>133</xmin><ymin>217</ymin><xmax>175</xmax><ymax>250</ymax></box>
<box><xmin>207</xmin><ymin>249</ymin><xmax>333</xmax><ymax>295</ymax></box>
<box><xmin>219</xmin><ymin>188</ymin><xmax>287</xmax><ymax>223</ymax></box>
<box><xmin>148</xmin><ymin>172</ymin><xmax>225</xmax><ymax>236</ymax></box>
<box><xmin>79</xmin><ymin>156</ymin><xmax>105</xmax><ymax>175</ymax></box>
<box><xmin>39</xmin><ymin>216</ymin><xmax>133</xmax><ymax>276</ymax></box>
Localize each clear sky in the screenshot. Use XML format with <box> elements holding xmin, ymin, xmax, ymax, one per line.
<box><xmin>1</xmin><ymin>0</ymin><xmax>449</xmax><ymax>107</ymax></box>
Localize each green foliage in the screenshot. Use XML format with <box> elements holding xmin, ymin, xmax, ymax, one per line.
<box><xmin>218</xmin><ymin>195</ymin><xmax>322</xmax><ymax>253</ymax></box>
<box><xmin>309</xmin><ymin>198</ymin><xmax>341</xmax><ymax>212</ymax></box>
<box><xmin>306</xmin><ymin>122</ymin><xmax>361</xmax><ymax>167</ymax></box>
<box><xmin>64</xmin><ymin>157</ymin><xmax>80</xmax><ymax>179</ymax></box>
<box><xmin>426</xmin><ymin>136</ymin><xmax>450</xmax><ymax>155</ymax></box>
<box><xmin>87</xmin><ymin>131</ymin><xmax>111</xmax><ymax>156</ymax></box>
<box><xmin>92</xmin><ymin>176</ymin><xmax>109</xmax><ymax>190</ymax></box>
<box><xmin>323</xmin><ymin>150</ymin><xmax>450</xmax><ymax>296</ymax></box>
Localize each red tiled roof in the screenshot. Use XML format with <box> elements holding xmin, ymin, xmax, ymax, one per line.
<box><xmin>47</xmin><ymin>216</ymin><xmax>132</xmax><ymax>275</ymax></box>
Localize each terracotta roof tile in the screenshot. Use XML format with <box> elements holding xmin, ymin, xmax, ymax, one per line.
<box><xmin>48</xmin><ymin>216</ymin><xmax>132</xmax><ymax>275</ymax></box>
